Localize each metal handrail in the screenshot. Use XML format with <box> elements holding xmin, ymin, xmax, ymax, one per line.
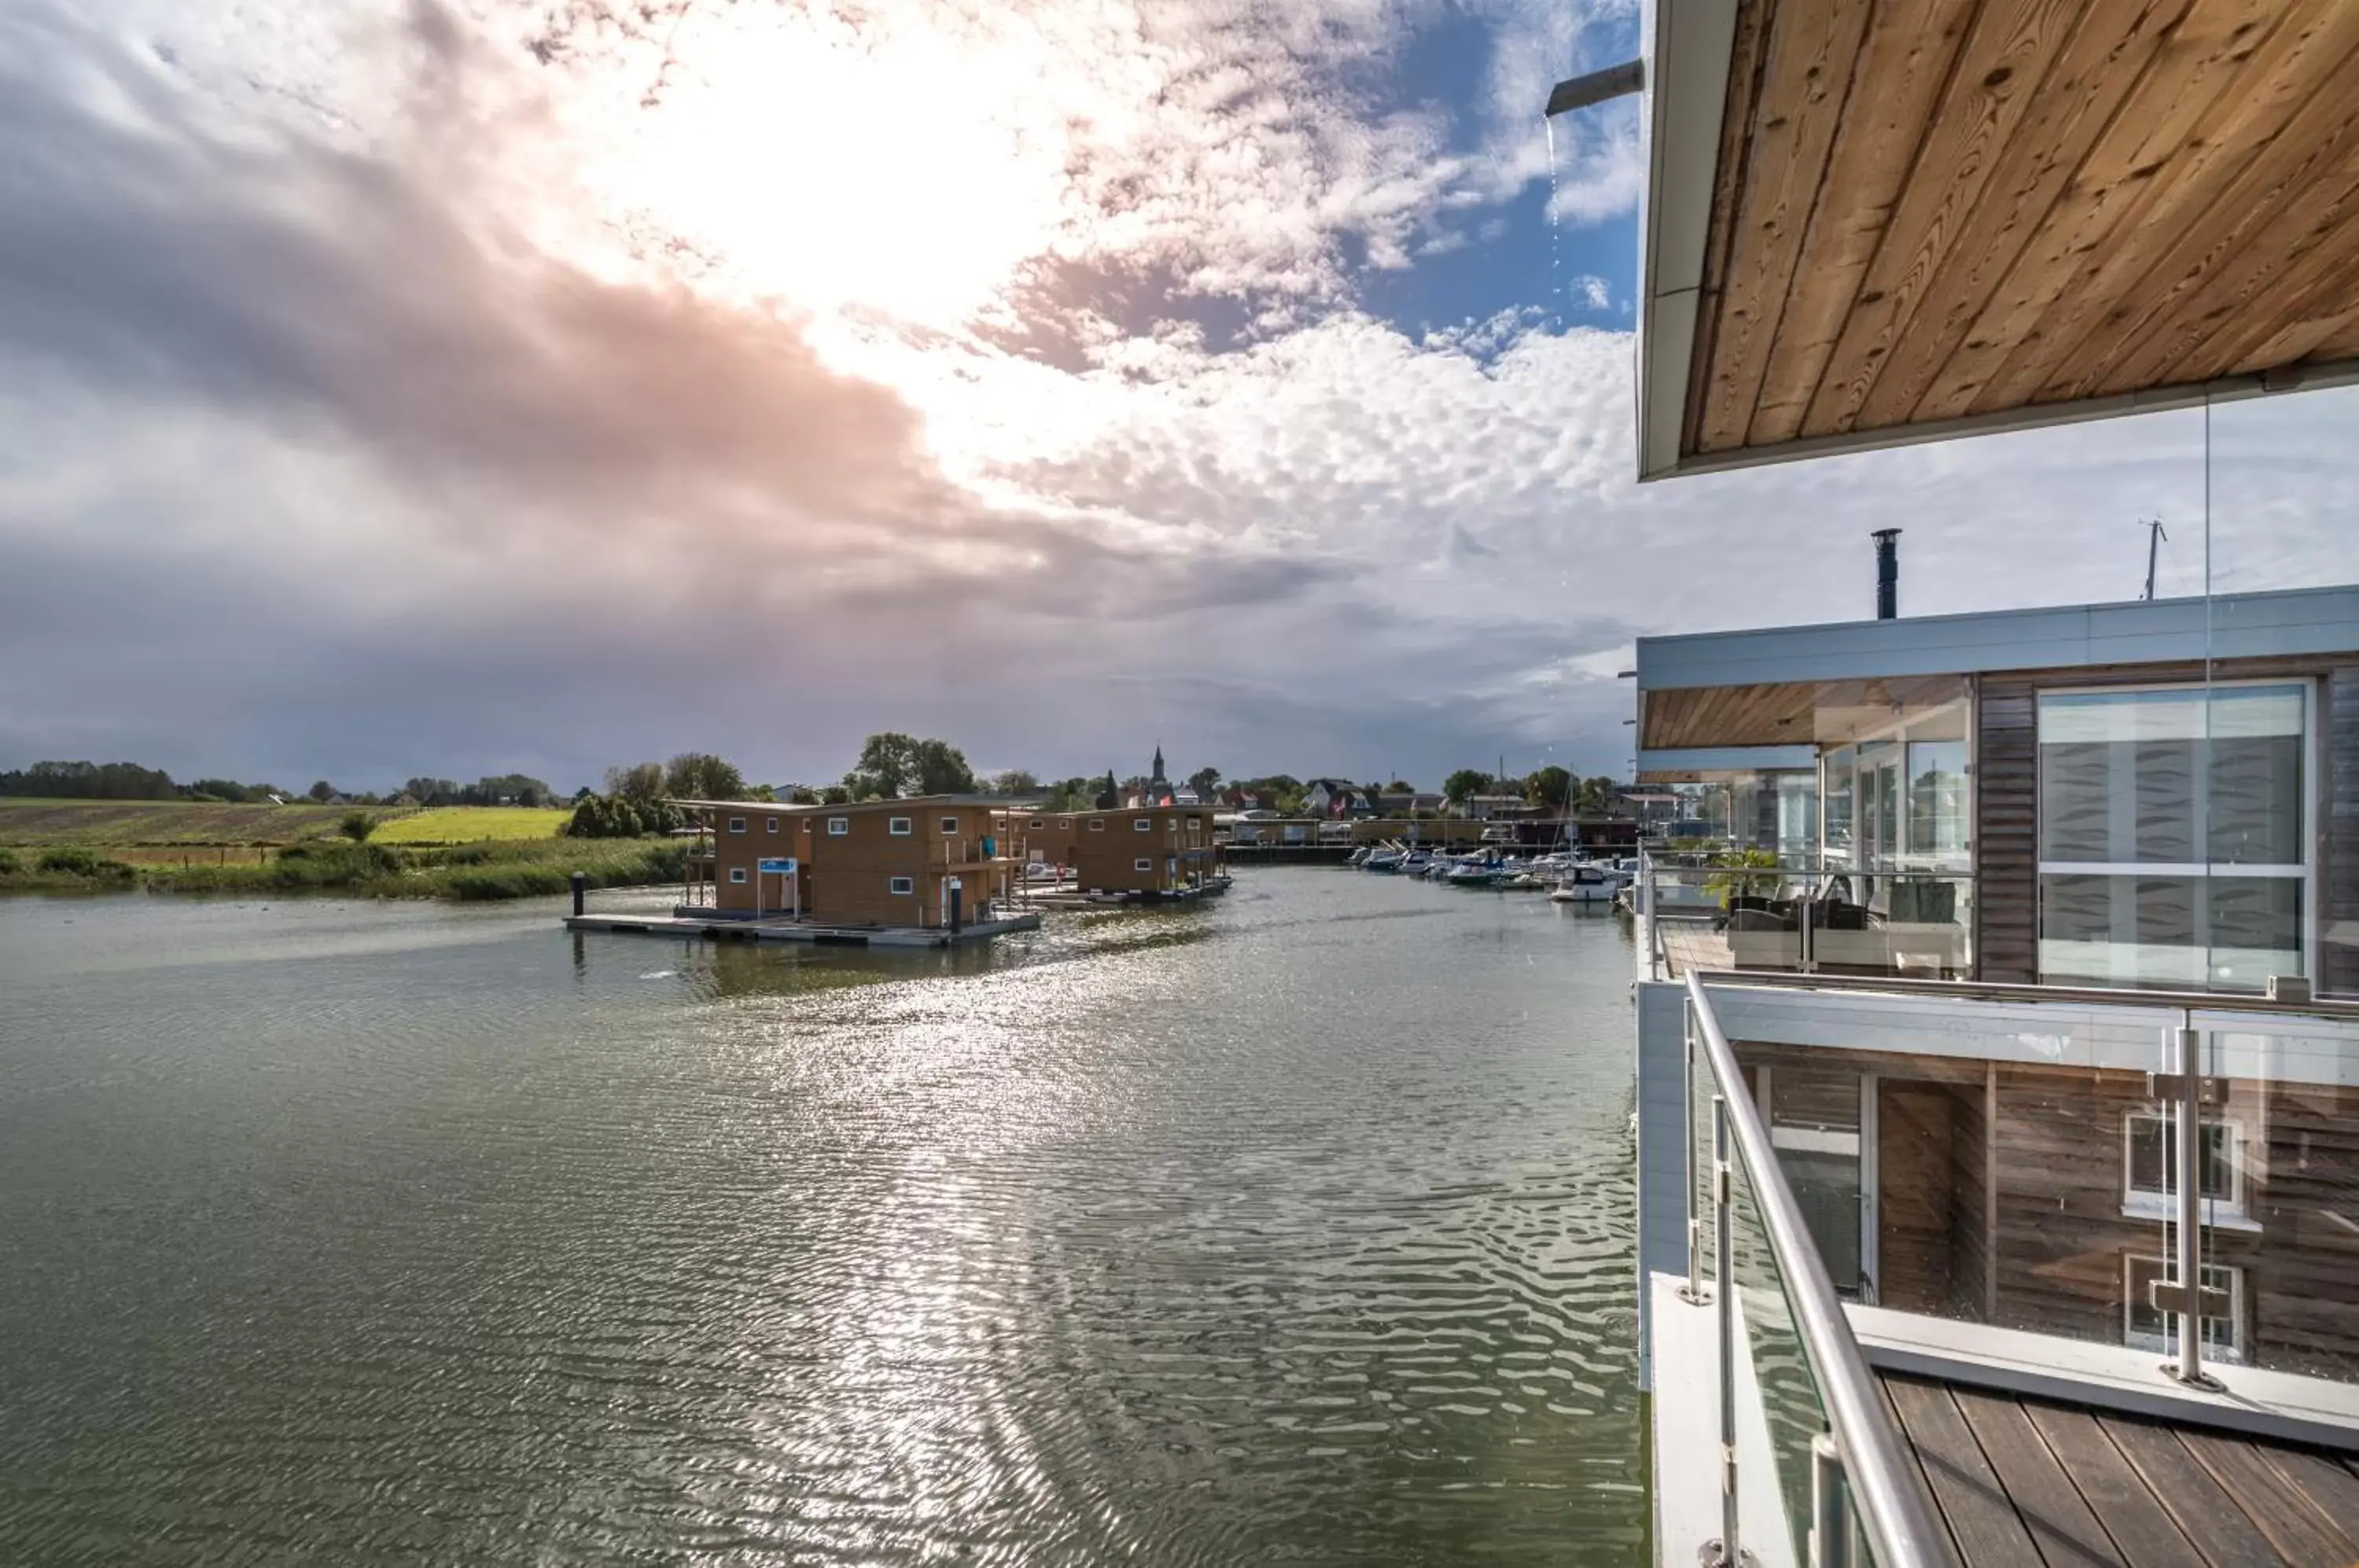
<box><xmin>1684</xmin><ymin>970</ymin><xmax>1963</xmax><ymax>1568</ymax></box>
<box><xmin>1690</xmin><ymin>966</ymin><xmax>2359</xmax><ymax>1020</ymax></box>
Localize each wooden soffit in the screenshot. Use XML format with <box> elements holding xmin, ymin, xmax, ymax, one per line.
<box><xmin>1640</xmin><ymin>675</ymin><xmax>1971</xmax><ymax>749</ymax></box>
<box><xmin>1638</xmin><ymin>0</ymin><xmax>2359</xmax><ymax>479</ymax></box>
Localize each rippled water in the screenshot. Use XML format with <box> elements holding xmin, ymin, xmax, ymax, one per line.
<box><xmin>0</xmin><ymin>870</ymin><xmax>1643</xmax><ymax>1564</ymax></box>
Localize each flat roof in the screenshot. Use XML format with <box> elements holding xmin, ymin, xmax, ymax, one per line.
<box><xmin>675</xmin><ymin>795</ymin><xmax>1040</xmax><ymax>812</ymax></box>
<box><xmin>1636</xmin><ymin>582</ymin><xmax>2359</xmax><ymax>752</ymax></box>
<box><xmin>1635</xmin><ymin>2</ymin><xmax>2359</xmax><ymax>481</ymax></box>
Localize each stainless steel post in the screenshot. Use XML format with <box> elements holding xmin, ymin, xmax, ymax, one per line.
<box><xmin>1714</xmin><ymin>1093</ymin><xmax>1739</xmax><ymax>1564</ymax></box>
<box><xmin>1682</xmin><ymin>1001</ymin><xmax>1706</xmax><ymax>1304</ymax></box>
<box><xmin>2175</xmin><ymin>1020</ymin><xmax>2206</xmax><ymax>1386</ymax></box>
<box><xmin>1811</xmin><ymin>1433</ymin><xmax>1850</xmax><ymax>1568</ymax></box>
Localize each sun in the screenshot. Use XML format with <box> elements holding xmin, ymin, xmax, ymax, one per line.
<box><xmin>578</xmin><ymin>3</ymin><xmax>1076</xmax><ymax>334</ymax></box>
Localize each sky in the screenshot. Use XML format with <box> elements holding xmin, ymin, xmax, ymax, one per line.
<box><xmin>3</xmin><ymin>0</ymin><xmax>2357</xmax><ymax>796</ymax></box>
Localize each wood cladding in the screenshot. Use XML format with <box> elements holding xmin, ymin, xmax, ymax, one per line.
<box><xmin>1686</xmin><ymin>0</ymin><xmax>2359</xmax><ymax>462</ymax></box>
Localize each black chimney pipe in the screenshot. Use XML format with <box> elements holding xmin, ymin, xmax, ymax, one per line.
<box><xmin>1872</xmin><ymin>528</ymin><xmax>1901</xmax><ymax>620</ymax></box>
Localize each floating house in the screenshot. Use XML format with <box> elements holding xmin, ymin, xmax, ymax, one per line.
<box><xmin>1069</xmin><ymin>805</ymin><xmax>1222</xmax><ymax>897</ymax></box>
<box><xmin>1570</xmin><ymin>1</ymin><xmax>2359</xmax><ymax>1558</ymax></box>
<box><xmin>696</xmin><ymin>797</ymin><xmax>1021</xmax><ymax>930</ymax></box>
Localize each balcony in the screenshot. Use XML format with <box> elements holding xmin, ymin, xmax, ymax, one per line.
<box><xmin>1637</xmin><ymin>970</ymin><xmax>2359</xmax><ymax>1566</ymax></box>
<box><xmin>1636</xmin><ymin>857</ymin><xmax>1976</xmax><ymax>985</ymax></box>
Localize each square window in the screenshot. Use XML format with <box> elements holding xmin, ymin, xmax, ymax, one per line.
<box><xmin>728</xmin><ymin>867</ymin><xmax>748</xmax><ymax>884</ymax></box>
<box><xmin>889</xmin><ymin>876</ymin><xmax>915</xmax><ymax>895</ymax></box>
<box><xmin>1030</xmin><ymin>818</ymin><xmax>1044</xmax><ymax>829</ymax></box>
<box><xmin>767</xmin><ymin>816</ymin><xmax>779</xmax><ymax>833</ymax></box>
<box><xmin>2123</xmin><ymin>1112</ymin><xmax>2245</xmax><ymax>1218</ymax></box>
<box><xmin>1135</xmin><ymin>818</ymin><xmax>1151</xmax><ymax>832</ymax></box>
<box><xmin>827</xmin><ymin>817</ymin><xmax>848</xmax><ymax>836</ymax></box>
<box><xmin>941</xmin><ymin>816</ymin><xmax>959</xmax><ymax>834</ymax></box>
<box><xmin>1134</xmin><ymin>859</ymin><xmax>1152</xmax><ymax>872</ymax></box>
<box><xmin>728</xmin><ymin>816</ymin><xmax>745</xmax><ymax>833</ymax></box>
<box><xmin>889</xmin><ymin>816</ymin><xmax>912</xmax><ymax>836</ymax></box>
<box><xmin>1089</xmin><ymin>820</ymin><xmax>1105</xmax><ymax>832</ymax></box>
<box><xmin>1058</xmin><ymin>817</ymin><xmax>1071</xmax><ymax>829</ymax></box>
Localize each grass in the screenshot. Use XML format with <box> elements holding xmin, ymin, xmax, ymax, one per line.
<box><xmin>139</xmin><ymin>837</ymin><xmax>683</xmax><ymax>900</ymax></box>
<box><xmin>369</xmin><ymin>806</ymin><xmax>573</xmax><ymax>845</ymax></box>
<box><xmin>0</xmin><ymin>797</ymin><xmax>368</xmax><ymax>847</ymax></box>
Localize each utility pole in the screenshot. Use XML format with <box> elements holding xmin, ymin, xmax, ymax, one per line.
<box><xmin>2143</xmin><ymin>519</ymin><xmax>2168</xmax><ymax>600</ymax></box>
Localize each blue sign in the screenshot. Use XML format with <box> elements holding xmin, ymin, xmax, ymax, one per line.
<box><xmin>757</xmin><ymin>858</ymin><xmax>797</xmax><ymax>874</ymax></box>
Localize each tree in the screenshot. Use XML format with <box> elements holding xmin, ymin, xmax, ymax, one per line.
<box><xmin>818</xmin><ymin>785</ymin><xmax>852</xmax><ymax>805</ymax></box>
<box><xmin>1186</xmin><ymin>766</ymin><xmax>1222</xmax><ymax>796</ymax></box>
<box><xmin>1443</xmin><ymin>768</ymin><xmax>1493</xmax><ymax>808</ymax></box>
<box><xmin>307</xmin><ymin>779</ymin><xmax>336</xmax><ymax>803</ymax></box>
<box><xmin>913</xmin><ymin>738</ymin><xmax>976</xmax><ymax>796</ymax></box>
<box><xmin>0</xmin><ymin>761</ymin><xmax>178</xmax><ymax>800</ymax></box>
<box><xmin>603</xmin><ymin>762</ymin><xmax>666</xmax><ymax>803</ymax></box>
<box><xmin>988</xmin><ymin>768</ymin><xmax>1040</xmax><ymax>796</ymax></box>
<box><xmin>663</xmin><ymin>753</ymin><xmax>746</xmax><ymax>801</ymax></box>
<box><xmin>1576</xmin><ymin>775</ymin><xmax>1620</xmax><ymax>815</ymax></box>
<box><xmin>187</xmin><ymin>778</ymin><xmax>253</xmax><ymax>803</ymax></box>
<box><xmin>1386</xmin><ymin>779</ymin><xmax>1415</xmax><ymax>793</ymax></box>
<box><xmin>1523</xmin><ymin>765</ymin><xmax>1573</xmax><ymax>812</ymax></box>
<box><xmin>845</xmin><ymin>732</ymin><xmax>918</xmax><ymax>799</ymax></box>
<box><xmin>338</xmin><ymin>811</ymin><xmax>376</xmax><ymax>842</ymax></box>
<box><xmin>785</xmin><ymin>786</ymin><xmax>822</xmax><ymax>805</ymax></box>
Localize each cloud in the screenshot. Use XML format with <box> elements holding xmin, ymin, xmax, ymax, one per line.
<box><xmin>5</xmin><ymin>0</ymin><xmax>2359</xmax><ymax>799</ymax></box>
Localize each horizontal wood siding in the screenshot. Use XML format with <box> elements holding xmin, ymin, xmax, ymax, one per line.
<box><xmin>2327</xmin><ymin>666</ymin><xmax>2359</xmax><ymax>997</ymax></box>
<box><xmin>1977</xmin><ymin>675</ymin><xmax>2038</xmax><ymax>983</ymax></box>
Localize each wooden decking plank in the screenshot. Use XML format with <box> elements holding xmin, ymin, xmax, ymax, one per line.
<box><xmin>2177</xmin><ymin>1427</ymin><xmax>2355</xmax><ymax>1566</ymax></box>
<box><xmin>1923</xmin><ymin>0</ymin><xmax>2284</xmax><ymax>421</ymax></box>
<box><xmin>1854</xmin><ymin>0</ymin><xmax>2191</xmax><ymax>431</ymax></box>
<box><xmin>2257</xmin><ymin>1443</ymin><xmax>2359</xmax><ymax>1549</ymax></box>
<box><xmin>2022</xmin><ymin>1402</ymin><xmax>2207</xmax><ymax>1568</ymax></box>
<box><xmin>1952</xmin><ymin>1387</ymin><xmax>2133</xmax><ymax>1566</ymax></box>
<box><xmin>1971</xmin><ymin>3</ymin><xmax>2359</xmax><ymax>414</ymax></box>
<box><xmin>1746</xmin><ymin>0</ymin><xmax>1978</xmax><ymax>446</ymax></box>
<box><xmin>2099</xmin><ymin>1415</ymin><xmax>2285</xmax><ymax>1568</ymax></box>
<box><xmin>1886</xmin><ymin>1375</ymin><xmax>2048</xmax><ymax>1567</ymax></box>
<box><xmin>1695</xmin><ymin>0</ymin><xmax>1875</xmax><ymax>454</ymax></box>
<box><xmin>1800</xmin><ymin>0</ymin><xmax>2087</xmax><ymax>440</ymax></box>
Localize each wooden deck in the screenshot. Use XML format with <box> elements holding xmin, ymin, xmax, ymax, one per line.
<box><xmin>1882</xmin><ymin>1371</ymin><xmax>2359</xmax><ymax>1567</ymax></box>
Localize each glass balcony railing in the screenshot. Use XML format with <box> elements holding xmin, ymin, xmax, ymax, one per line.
<box><xmin>1673</xmin><ymin>972</ymin><xmax>1963</xmax><ymax>1567</ymax></box>
<box><xmin>1636</xmin><ymin>856</ymin><xmax>1975</xmax><ymax>984</ymax></box>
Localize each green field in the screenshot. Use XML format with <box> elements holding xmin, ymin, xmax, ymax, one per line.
<box><xmin>0</xmin><ymin>798</ymin><xmax>365</xmax><ymax>846</ymax></box>
<box><xmin>370</xmin><ymin>807</ymin><xmax>572</xmax><ymax>844</ymax></box>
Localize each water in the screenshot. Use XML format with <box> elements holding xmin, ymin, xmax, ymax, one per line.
<box><xmin>0</xmin><ymin>870</ymin><xmax>1643</xmax><ymax>1563</ymax></box>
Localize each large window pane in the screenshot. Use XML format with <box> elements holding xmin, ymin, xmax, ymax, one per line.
<box><xmin>2041</xmin><ymin>874</ymin><xmax>2302</xmax><ymax>989</ymax></box>
<box><xmin>1908</xmin><ymin>739</ymin><xmax>1967</xmax><ymax>859</ymax></box>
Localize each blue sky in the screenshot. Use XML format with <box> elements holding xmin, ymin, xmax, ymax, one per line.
<box><xmin>2</xmin><ymin>0</ymin><xmax>2355</xmax><ymax>797</ymax></box>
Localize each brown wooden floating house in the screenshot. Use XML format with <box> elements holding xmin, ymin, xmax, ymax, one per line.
<box><xmin>1068</xmin><ymin>805</ymin><xmax>1221</xmax><ymax>896</ymax></box>
<box><xmin>692</xmin><ymin>797</ymin><xmax>1021</xmax><ymax>929</ymax></box>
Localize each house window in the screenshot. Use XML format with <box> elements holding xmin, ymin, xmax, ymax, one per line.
<box><xmin>727</xmin><ymin>816</ymin><xmax>745</xmax><ymax>833</ymax></box>
<box><xmin>1089</xmin><ymin>819</ymin><xmax>1105</xmax><ymax>832</ymax></box>
<box><xmin>2038</xmin><ymin>683</ymin><xmax>2309</xmax><ymax>990</ymax></box>
<box><xmin>889</xmin><ymin>816</ymin><xmax>911</xmax><ymax>836</ymax></box>
<box><xmin>1058</xmin><ymin>817</ymin><xmax>1072</xmax><ymax>829</ymax></box>
<box><xmin>2122</xmin><ymin>1112</ymin><xmax>2247</xmax><ymax>1220</ymax></box>
<box><xmin>2123</xmin><ymin>1255</ymin><xmax>2243</xmax><ymax>1364</ymax></box>
<box><xmin>1134</xmin><ymin>859</ymin><xmax>1152</xmax><ymax>872</ymax></box>
<box><xmin>728</xmin><ymin>867</ymin><xmax>748</xmax><ymax>884</ymax></box>
<box><xmin>766</xmin><ymin>816</ymin><xmax>779</xmax><ymax>833</ymax></box>
<box><xmin>941</xmin><ymin>816</ymin><xmax>959</xmax><ymax>834</ymax></box>
<box><xmin>827</xmin><ymin>817</ymin><xmax>848</xmax><ymax>836</ymax></box>
<box><xmin>803</xmin><ymin>819</ymin><xmax>813</xmax><ymax>833</ymax></box>
<box><xmin>1135</xmin><ymin>817</ymin><xmax>1151</xmax><ymax>832</ymax></box>
<box><xmin>889</xmin><ymin>876</ymin><xmax>914</xmax><ymax>895</ymax></box>
<box><xmin>1030</xmin><ymin>818</ymin><xmax>1044</xmax><ymax>829</ymax></box>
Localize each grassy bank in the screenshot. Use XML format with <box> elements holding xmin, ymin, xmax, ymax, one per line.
<box><xmin>0</xmin><ymin>837</ymin><xmax>682</xmax><ymax>901</ymax></box>
<box><xmin>370</xmin><ymin>806</ymin><xmax>573</xmax><ymax>844</ymax></box>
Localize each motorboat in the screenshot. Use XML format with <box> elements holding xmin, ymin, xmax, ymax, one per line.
<box><xmin>1548</xmin><ymin>863</ymin><xmax>1622</xmax><ymax>904</ymax></box>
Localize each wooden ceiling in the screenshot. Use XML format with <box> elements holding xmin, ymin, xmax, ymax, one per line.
<box><xmin>1642</xmin><ymin>675</ymin><xmax>1971</xmax><ymax>750</ymax></box>
<box><xmin>1674</xmin><ymin>0</ymin><xmax>2359</xmax><ymax>468</ymax></box>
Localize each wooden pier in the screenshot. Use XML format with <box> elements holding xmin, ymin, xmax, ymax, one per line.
<box><xmin>565</xmin><ymin>907</ymin><xmax>1042</xmax><ymax>948</ymax></box>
